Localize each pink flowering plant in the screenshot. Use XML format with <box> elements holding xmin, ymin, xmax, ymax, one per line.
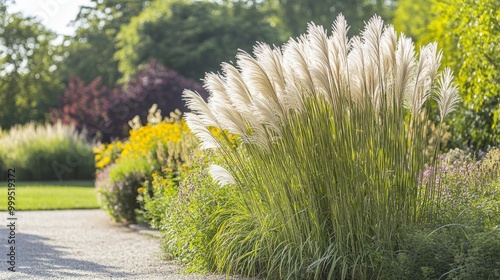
<box><xmin>422</xmin><ymin>148</ymin><xmax>500</xmax><ymax>228</ymax></box>
<box><xmin>384</xmin><ymin>148</ymin><xmax>500</xmax><ymax>279</ymax></box>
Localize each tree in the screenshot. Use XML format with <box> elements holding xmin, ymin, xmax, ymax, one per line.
<box><xmin>392</xmin><ymin>0</ymin><xmax>434</xmax><ymax>43</ymax></box>
<box><xmin>59</xmin><ymin>0</ymin><xmax>148</xmax><ymax>87</ymax></box>
<box><xmin>0</xmin><ymin>7</ymin><xmax>63</xmax><ymax>128</ymax></box>
<box><xmin>423</xmin><ymin>0</ymin><xmax>500</xmax><ymax>149</ymax></box>
<box><xmin>266</xmin><ymin>0</ymin><xmax>396</xmax><ymax>37</ymax></box>
<box><xmin>115</xmin><ymin>0</ymin><xmax>283</xmax><ymax>82</ymax></box>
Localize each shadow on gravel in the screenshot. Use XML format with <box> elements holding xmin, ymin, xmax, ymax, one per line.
<box><xmin>0</xmin><ymin>228</ymin><xmax>133</xmax><ymax>278</ymax></box>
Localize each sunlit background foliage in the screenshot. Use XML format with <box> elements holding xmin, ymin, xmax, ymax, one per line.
<box><xmin>1</xmin><ymin>0</ymin><xmax>498</xmax><ymax>150</ymax></box>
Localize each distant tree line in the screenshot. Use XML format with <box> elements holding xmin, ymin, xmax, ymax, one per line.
<box><xmin>1</xmin><ymin>0</ymin><xmax>498</xmax><ymax>148</ymax></box>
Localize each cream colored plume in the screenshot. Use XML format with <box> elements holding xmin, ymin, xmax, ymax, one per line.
<box><xmin>183</xmin><ymin>14</ymin><xmax>459</xmax><ymax>150</ymax></box>
<box><xmin>209</xmin><ymin>164</ymin><xmax>236</xmax><ymax>186</ymax></box>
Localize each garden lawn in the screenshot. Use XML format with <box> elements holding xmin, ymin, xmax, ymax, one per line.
<box><xmin>0</xmin><ymin>181</ymin><xmax>99</xmax><ymax>210</ymax></box>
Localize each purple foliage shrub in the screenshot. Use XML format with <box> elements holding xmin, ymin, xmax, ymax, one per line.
<box><xmin>52</xmin><ymin>61</ymin><xmax>207</xmax><ymax>141</ymax></box>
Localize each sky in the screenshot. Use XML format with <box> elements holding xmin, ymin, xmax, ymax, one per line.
<box><xmin>8</xmin><ymin>0</ymin><xmax>93</xmax><ymax>36</ymax></box>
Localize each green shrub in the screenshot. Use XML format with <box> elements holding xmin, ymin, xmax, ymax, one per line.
<box><xmin>381</xmin><ymin>148</ymin><xmax>500</xmax><ymax>279</ymax></box>
<box><xmin>183</xmin><ymin>15</ymin><xmax>459</xmax><ymax>279</ymax></box>
<box><xmin>379</xmin><ymin>226</ymin><xmax>462</xmax><ymax>280</ymax></box>
<box><xmin>379</xmin><ymin>225</ymin><xmax>500</xmax><ymax>280</ymax></box>
<box><xmin>96</xmin><ymin>156</ymin><xmax>154</xmax><ymax>223</ymax></box>
<box><xmin>142</xmin><ymin>151</ymin><xmax>236</xmax><ymax>272</ymax></box>
<box><xmin>452</xmin><ymin>229</ymin><xmax>500</xmax><ymax>279</ymax></box>
<box><xmin>0</xmin><ymin>121</ymin><xmax>95</xmax><ymax>181</ymax></box>
<box><xmin>422</xmin><ymin>148</ymin><xmax>500</xmax><ymax>229</ymax></box>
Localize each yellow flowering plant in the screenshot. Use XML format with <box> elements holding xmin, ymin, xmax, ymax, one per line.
<box><xmin>94</xmin><ymin>140</ymin><xmax>124</xmax><ymax>171</ymax></box>
<box><xmin>121</xmin><ymin>121</ymin><xmax>189</xmax><ymax>160</ymax></box>
<box><xmin>95</xmin><ymin>105</ymin><xmax>206</xmax><ymax>223</ymax></box>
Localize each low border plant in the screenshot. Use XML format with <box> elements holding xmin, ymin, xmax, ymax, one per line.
<box><xmin>382</xmin><ymin>148</ymin><xmax>500</xmax><ymax>279</ymax></box>
<box><xmin>141</xmin><ymin>151</ymin><xmax>237</xmax><ymax>272</ymax></box>
<box><xmin>422</xmin><ymin>148</ymin><xmax>500</xmax><ymax>228</ymax></box>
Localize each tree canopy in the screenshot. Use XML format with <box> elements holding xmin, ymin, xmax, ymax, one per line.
<box><xmin>269</xmin><ymin>0</ymin><xmax>396</xmax><ymax>37</ymax></box>
<box><xmin>423</xmin><ymin>0</ymin><xmax>500</xmax><ymax>149</ymax></box>
<box><xmin>0</xmin><ymin>8</ymin><xmax>63</xmax><ymax>128</ymax></box>
<box><xmin>392</xmin><ymin>0</ymin><xmax>433</xmax><ymax>43</ymax></box>
<box><xmin>58</xmin><ymin>0</ymin><xmax>148</xmax><ymax>87</ymax></box>
<box><xmin>114</xmin><ymin>0</ymin><xmax>284</xmax><ymax>82</ymax></box>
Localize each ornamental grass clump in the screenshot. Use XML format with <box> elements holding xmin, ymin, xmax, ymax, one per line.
<box><xmin>0</xmin><ymin>121</ymin><xmax>94</xmax><ymax>181</ymax></box>
<box><xmin>184</xmin><ymin>15</ymin><xmax>459</xmax><ymax>279</ymax></box>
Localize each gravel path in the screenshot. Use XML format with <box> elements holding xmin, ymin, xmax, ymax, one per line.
<box><xmin>0</xmin><ymin>209</ymin><xmax>235</xmax><ymax>279</ymax></box>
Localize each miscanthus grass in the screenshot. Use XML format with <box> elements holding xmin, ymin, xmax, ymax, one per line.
<box><xmin>0</xmin><ymin>121</ymin><xmax>94</xmax><ymax>180</ymax></box>
<box><xmin>184</xmin><ymin>15</ymin><xmax>459</xmax><ymax>279</ymax></box>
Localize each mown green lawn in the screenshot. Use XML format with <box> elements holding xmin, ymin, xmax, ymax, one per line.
<box><xmin>0</xmin><ymin>180</ymin><xmax>99</xmax><ymax>210</ymax></box>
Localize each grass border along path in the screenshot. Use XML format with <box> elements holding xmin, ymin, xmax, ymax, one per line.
<box><xmin>0</xmin><ymin>180</ymin><xmax>99</xmax><ymax>210</ymax></box>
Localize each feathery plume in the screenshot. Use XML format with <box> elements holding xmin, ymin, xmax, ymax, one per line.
<box><xmin>307</xmin><ymin>23</ymin><xmax>334</xmax><ymax>103</ymax></box>
<box><xmin>221</xmin><ymin>63</ymin><xmax>260</xmax><ymax>128</ymax></box>
<box><xmin>237</xmin><ymin>51</ymin><xmax>283</xmax><ymax>113</ymax></box>
<box><xmin>362</xmin><ymin>15</ymin><xmax>384</xmax><ymax>66</ymax></box>
<box><xmin>330</xmin><ymin>14</ymin><xmax>349</xmax><ymax>61</ymax></box>
<box><xmin>282</xmin><ymin>36</ymin><xmax>315</xmax><ymax>95</ymax></box>
<box><xmin>203</xmin><ymin>73</ymin><xmax>249</xmax><ymax>139</ymax></box>
<box><xmin>328</xmin><ymin>14</ymin><xmax>350</xmax><ymax>102</ymax></box>
<box><xmin>222</xmin><ymin>62</ymin><xmax>254</xmax><ymax>116</ymax></box>
<box><xmin>379</xmin><ymin>25</ymin><xmax>398</xmax><ymax>107</ymax></box>
<box><xmin>254</xmin><ymin>43</ymin><xmax>307</xmax><ymax>116</ymax></box>
<box><xmin>409</xmin><ymin>45</ymin><xmax>433</xmax><ymax>116</ymax></box>
<box><xmin>252</xmin><ymin>94</ymin><xmax>283</xmax><ymax>139</ymax></box>
<box><xmin>347</xmin><ymin>35</ymin><xmax>366</xmax><ymax>105</ymax></box>
<box><xmin>184</xmin><ymin>113</ymin><xmax>220</xmax><ymax>149</ymax></box>
<box><xmin>380</xmin><ymin>25</ymin><xmax>397</xmax><ymax>77</ymax></box>
<box><xmin>209</xmin><ymin>164</ymin><xmax>236</xmax><ymax>186</ymax></box>
<box><xmin>203</xmin><ymin>72</ymin><xmax>226</xmax><ymax>98</ymax></box>
<box><xmin>423</xmin><ymin>43</ymin><xmax>442</xmax><ymax>83</ymax></box>
<box><xmin>435</xmin><ymin>68</ymin><xmax>460</xmax><ymax>121</ymax></box>
<box><xmin>208</xmin><ymin>91</ymin><xmax>248</xmax><ymax>138</ymax></box>
<box><xmin>396</xmin><ymin>35</ymin><xmax>417</xmax><ymax>112</ymax></box>
<box><xmin>253</xmin><ymin>43</ymin><xmax>286</xmax><ymax>99</ymax></box>
<box><xmin>362</xmin><ymin>16</ymin><xmax>385</xmax><ymax>110</ymax></box>
<box><xmin>182</xmin><ymin>89</ymin><xmax>219</xmax><ymax>128</ymax></box>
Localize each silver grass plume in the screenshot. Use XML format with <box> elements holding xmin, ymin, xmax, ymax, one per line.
<box><xmin>209</xmin><ymin>164</ymin><xmax>236</xmax><ymax>186</ymax></box>
<box><xmin>435</xmin><ymin>68</ymin><xmax>460</xmax><ymax>121</ymax></box>
<box><xmin>183</xmin><ymin>14</ymin><xmax>459</xmax><ymax>150</ymax></box>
